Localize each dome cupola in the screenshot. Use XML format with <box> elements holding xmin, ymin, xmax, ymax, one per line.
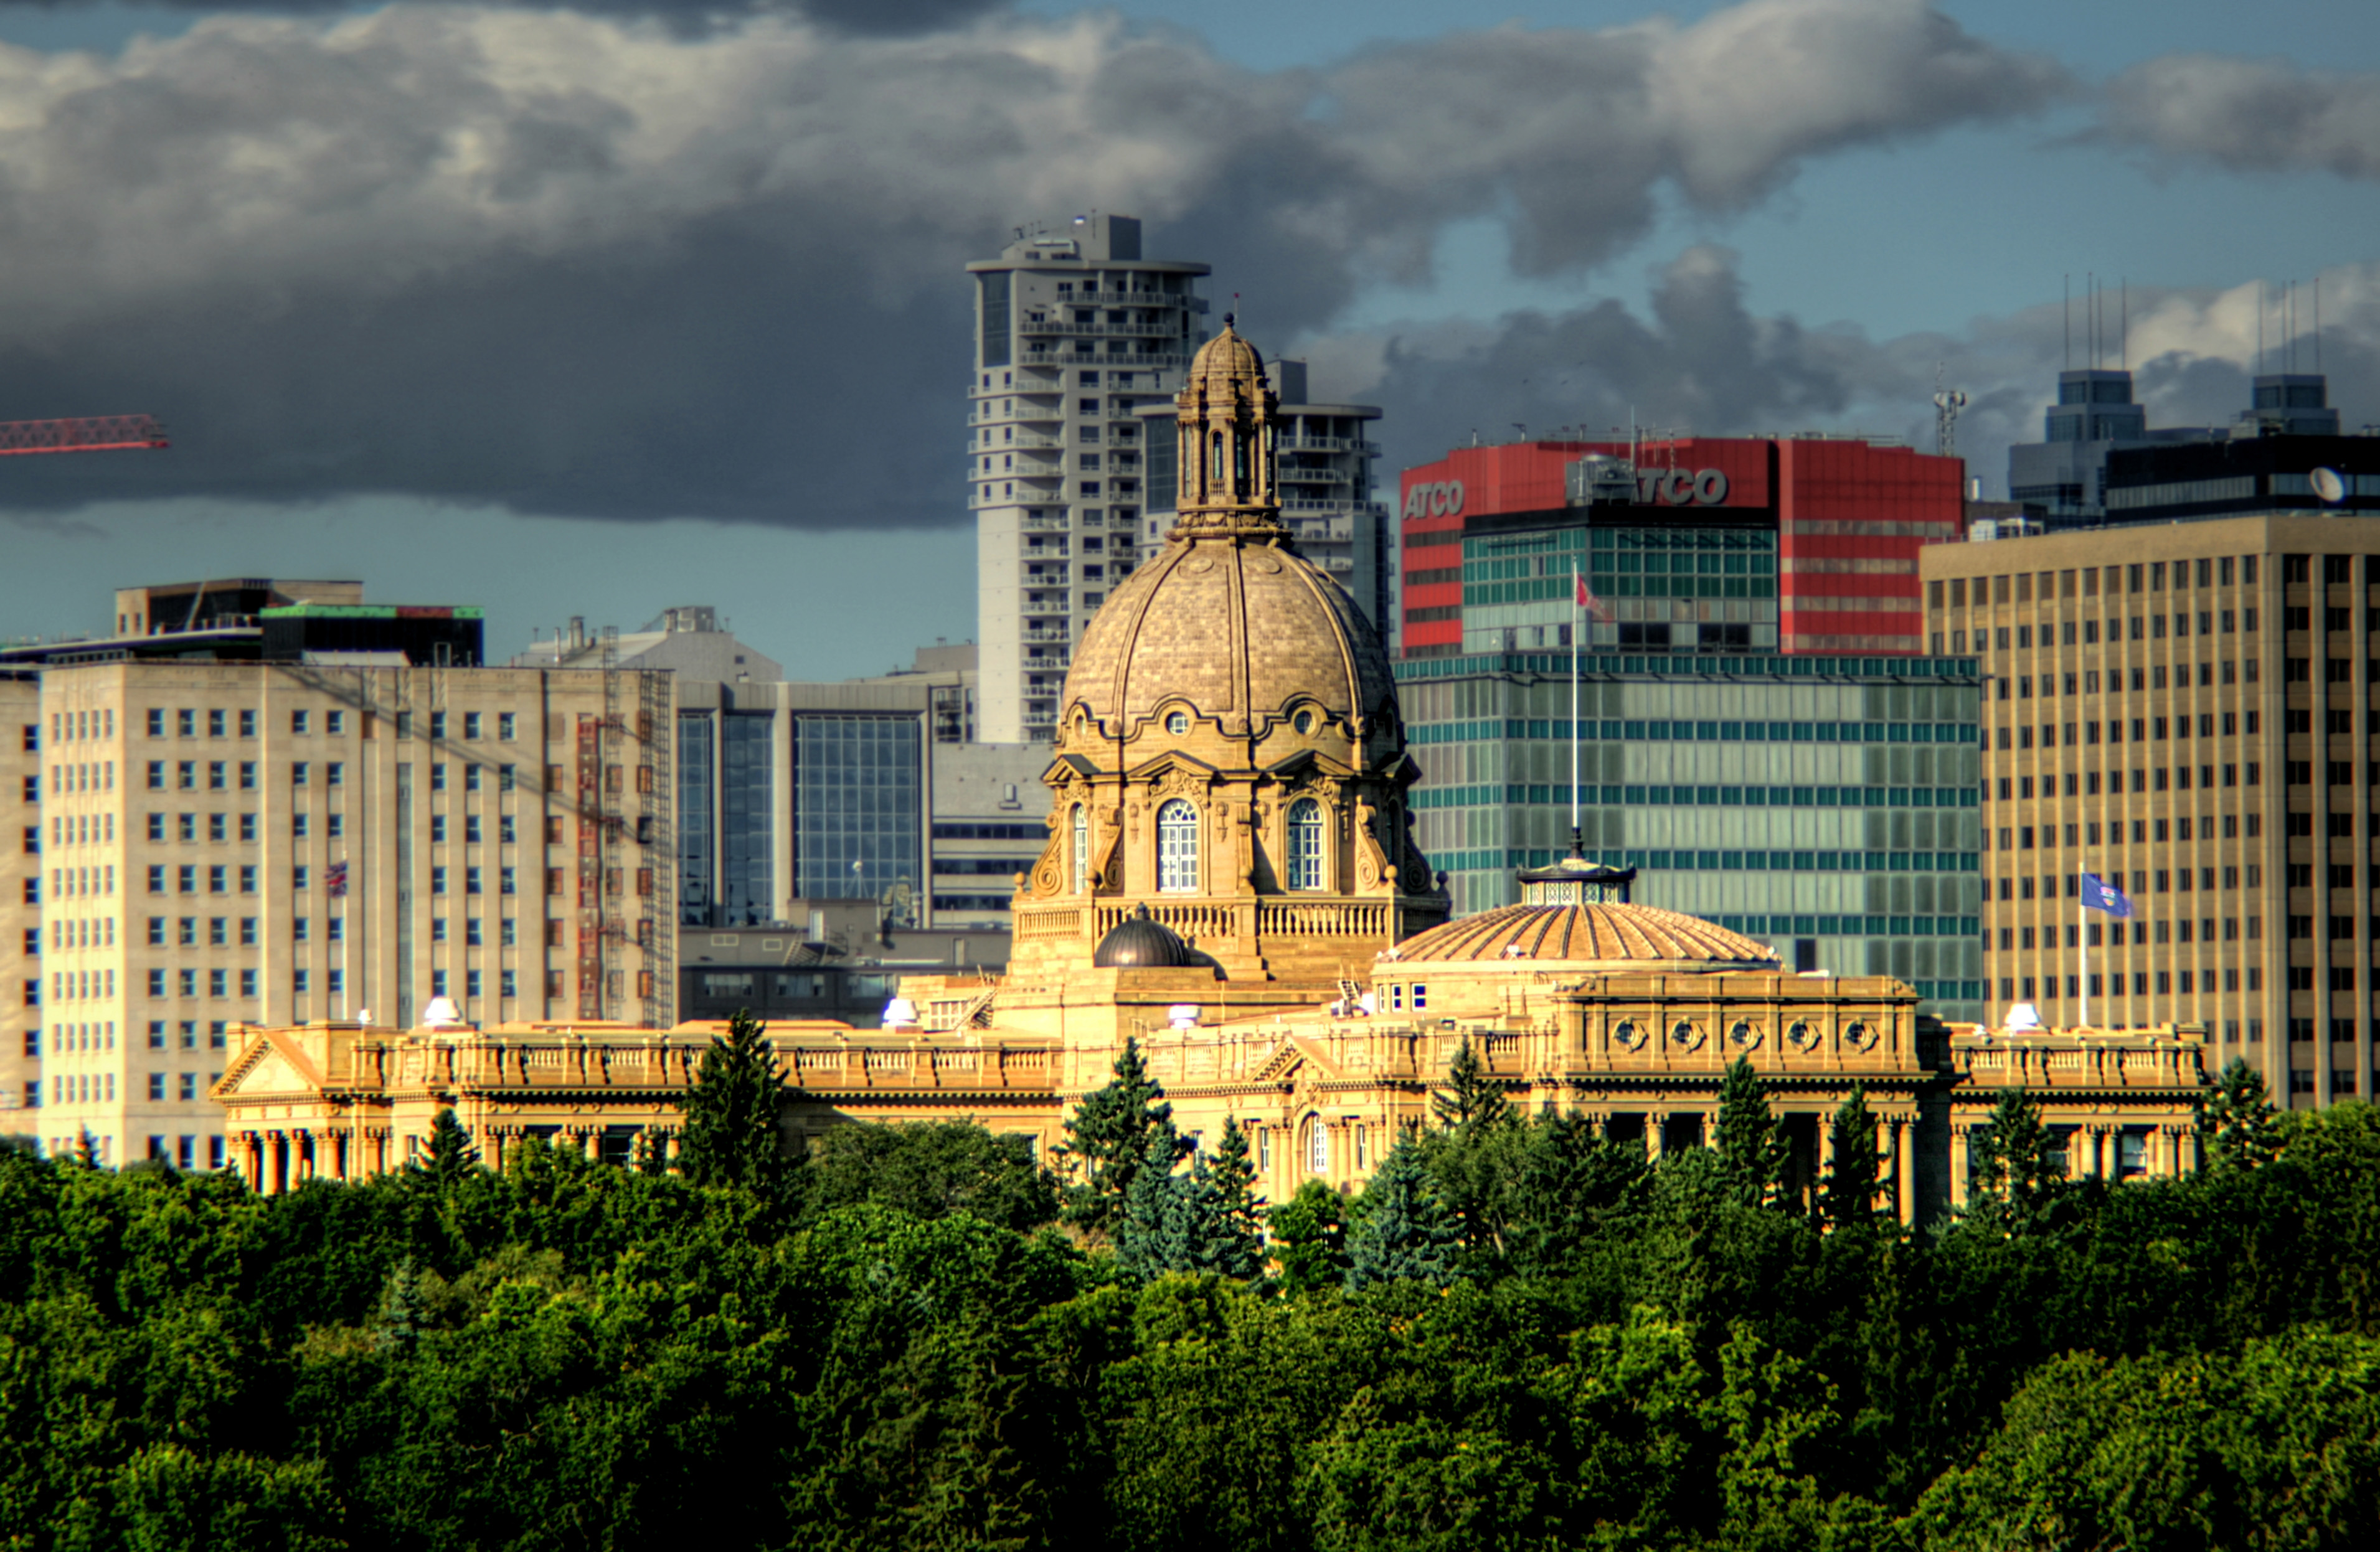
<box><xmin>1092</xmin><ymin>904</ymin><xmax>1202</xmax><ymax>968</ymax></box>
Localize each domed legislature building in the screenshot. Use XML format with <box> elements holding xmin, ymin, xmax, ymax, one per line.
<box><xmin>216</xmin><ymin>326</ymin><xmax>2209</xmax><ymax>1221</ymax></box>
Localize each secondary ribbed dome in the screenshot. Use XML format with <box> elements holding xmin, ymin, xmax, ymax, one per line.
<box><xmin>1387</xmin><ymin>903</ymin><xmax>1778</xmax><ymax>974</ymax></box>
<box><xmin>1064</xmin><ymin>535</ymin><xmax>1396</xmax><ymax>736</ymax></box>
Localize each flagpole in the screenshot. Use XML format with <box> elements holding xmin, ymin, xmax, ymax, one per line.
<box><xmin>2079</xmin><ymin>888</ymin><xmax>2088</xmax><ymax>1030</ymax></box>
<box><xmin>1570</xmin><ymin>571</ymin><xmax>1582</xmax><ymax>840</ymax></box>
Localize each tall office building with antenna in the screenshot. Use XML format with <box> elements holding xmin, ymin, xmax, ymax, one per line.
<box><xmin>2009</xmin><ymin>276</ymin><xmax>2359</xmax><ymax>527</ymax></box>
<box><xmin>964</xmin><ymin>217</ymin><xmax>1209</xmax><ymax>745</ymax></box>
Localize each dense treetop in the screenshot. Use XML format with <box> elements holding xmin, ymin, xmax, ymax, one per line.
<box><xmin>1</xmin><ymin>1038</ymin><xmax>2374</xmax><ymax>1550</ymax></box>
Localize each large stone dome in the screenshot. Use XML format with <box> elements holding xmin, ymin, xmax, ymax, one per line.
<box><xmin>1386</xmin><ymin>901</ymin><xmax>1778</xmax><ymax>975</ymax></box>
<box><xmin>1064</xmin><ymin>534</ymin><xmax>1396</xmax><ymax>738</ymax></box>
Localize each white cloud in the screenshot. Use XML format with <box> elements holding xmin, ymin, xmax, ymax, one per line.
<box><xmin>2102</xmin><ymin>54</ymin><xmax>2380</xmax><ymax>180</ymax></box>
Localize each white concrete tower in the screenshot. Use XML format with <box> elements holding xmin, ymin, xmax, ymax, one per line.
<box><xmin>966</xmin><ymin>216</ymin><xmax>1209</xmax><ymax>745</ymax></box>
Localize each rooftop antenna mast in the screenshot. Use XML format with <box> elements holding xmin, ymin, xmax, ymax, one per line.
<box><xmin>2063</xmin><ymin>274</ymin><xmax>2071</xmax><ymax>371</ymax></box>
<box><xmin>1932</xmin><ymin>362</ymin><xmax>1967</xmax><ymax>459</ymax></box>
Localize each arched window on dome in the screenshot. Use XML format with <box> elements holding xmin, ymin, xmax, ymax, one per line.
<box><xmin>1209</xmin><ymin>430</ymin><xmax>1225</xmax><ymax>486</ymax></box>
<box><xmin>1157</xmin><ymin>800</ymin><xmax>1199</xmax><ymax>893</ymax></box>
<box><xmin>1234</xmin><ymin>428</ymin><xmax>1249</xmax><ymax>488</ymax></box>
<box><xmin>1286</xmin><ymin>798</ymin><xmax>1324</xmax><ymax>891</ymax></box>
<box><xmin>1305</xmin><ymin>1116</ymin><xmax>1328</xmax><ymax>1175</ymax></box>
<box><xmin>1070</xmin><ymin>804</ymin><xmax>1088</xmax><ymax>895</ymax></box>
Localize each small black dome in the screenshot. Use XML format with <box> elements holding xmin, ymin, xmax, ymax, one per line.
<box><xmin>1093</xmin><ymin>904</ymin><xmax>1199</xmax><ymax>968</ymax></box>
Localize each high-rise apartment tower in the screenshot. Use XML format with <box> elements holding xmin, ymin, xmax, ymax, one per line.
<box><xmin>966</xmin><ymin>215</ymin><xmax>1209</xmax><ymax>743</ymax></box>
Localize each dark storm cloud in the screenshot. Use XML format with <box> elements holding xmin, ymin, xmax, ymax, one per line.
<box><xmin>2101</xmin><ymin>55</ymin><xmax>2380</xmax><ymax>180</ymax></box>
<box><xmin>1324</xmin><ymin>258</ymin><xmax>2380</xmax><ymax>502</ymax></box>
<box><xmin>3</xmin><ymin>0</ymin><xmax>1005</xmax><ymax>31</ymax></box>
<box><xmin>0</xmin><ymin>0</ymin><xmax>2064</xmax><ymax>527</ymax></box>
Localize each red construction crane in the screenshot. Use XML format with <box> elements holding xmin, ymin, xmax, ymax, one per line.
<box><xmin>0</xmin><ymin>415</ymin><xmax>168</xmax><ymax>456</ymax></box>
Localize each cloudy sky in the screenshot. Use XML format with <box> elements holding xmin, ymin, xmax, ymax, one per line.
<box><xmin>0</xmin><ymin>0</ymin><xmax>2371</xmax><ymax>676</ymax></box>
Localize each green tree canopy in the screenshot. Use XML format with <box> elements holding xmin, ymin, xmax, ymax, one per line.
<box><xmin>803</xmin><ymin>1120</ymin><xmax>1059</xmax><ymax>1233</ymax></box>
<box><xmin>1267</xmin><ymin>1177</ymin><xmax>1349</xmax><ymax>1295</ymax></box>
<box><xmin>413</xmin><ymin>1107</ymin><xmax>479</xmax><ymax>1192</ymax></box>
<box><xmin>676</xmin><ymin>1009</ymin><xmax>795</xmax><ymax>1197</ymax></box>
<box><xmin>2199</xmin><ymin>1055</ymin><xmax>2285</xmax><ymax>1172</ymax></box>
<box><xmin>1965</xmin><ymin>1086</ymin><xmax>2067</xmax><ymax>1233</ymax></box>
<box><xmin>1117</xmin><ymin>1131</ymin><xmax>1263</xmax><ymax>1283</ymax></box>
<box><xmin>1715</xmin><ymin>1056</ymin><xmax>1792</xmax><ymax>1210</ymax></box>
<box><xmin>1057</xmin><ymin>1034</ymin><xmax>1189</xmax><ymax>1235</ymax></box>
<box><xmin>1818</xmin><ymin>1084</ymin><xmax>1880</xmax><ymax>1230</ymax></box>
<box><xmin>1346</xmin><ymin>1132</ymin><xmax>1465</xmax><ymax>1289</ymax></box>
<box><xmin>1430</xmin><ymin>1033</ymin><xmax>1513</xmax><ymax>1136</ymax></box>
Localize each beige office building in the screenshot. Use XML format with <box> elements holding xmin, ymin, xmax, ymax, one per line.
<box><xmin>2</xmin><ymin>675</ymin><xmax>39</xmax><ymax>1129</ymax></box>
<box><xmin>1922</xmin><ymin>513</ymin><xmax>2380</xmax><ymax>1108</ymax></box>
<box><xmin>33</xmin><ymin>658</ymin><xmax>674</xmax><ymax>1165</ymax></box>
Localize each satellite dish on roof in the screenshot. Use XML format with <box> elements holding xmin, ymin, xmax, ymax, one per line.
<box><xmin>2312</xmin><ymin>467</ymin><xmax>2347</xmax><ymax>504</ymax></box>
<box><xmin>2005</xmin><ymin>1002</ymin><xmax>2043</xmax><ymax>1032</ymax></box>
<box><xmin>422</xmin><ymin>996</ymin><xmax>470</xmax><ymax>1032</ymax></box>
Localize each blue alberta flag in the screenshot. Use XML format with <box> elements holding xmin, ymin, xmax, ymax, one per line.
<box><xmin>2080</xmin><ymin>872</ymin><xmax>2131</xmax><ymax>918</ymax></box>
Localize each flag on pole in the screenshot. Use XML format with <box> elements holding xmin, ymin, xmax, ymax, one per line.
<box><xmin>1573</xmin><ymin>570</ymin><xmax>1605</xmax><ymax>619</ymax></box>
<box><xmin>2080</xmin><ymin>872</ymin><xmax>2130</xmax><ymax>918</ymax></box>
<box><xmin>326</xmin><ymin>860</ymin><xmax>349</xmax><ymax>899</ymax></box>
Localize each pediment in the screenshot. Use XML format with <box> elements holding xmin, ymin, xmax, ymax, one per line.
<box><xmin>1125</xmin><ymin>749</ymin><xmax>1221</xmax><ymax>784</ymax></box>
<box><xmin>1262</xmin><ymin>748</ymin><xmax>1357</xmax><ymax>781</ymax></box>
<box><xmin>1045</xmin><ymin>753</ymin><xmax>1100</xmax><ymax>781</ymax></box>
<box><xmin>222</xmin><ymin>1032</ymin><xmax>324</xmax><ymax>1096</ymax></box>
<box><xmin>1252</xmin><ymin>1035</ymin><xmax>1348</xmax><ymax>1086</ymax></box>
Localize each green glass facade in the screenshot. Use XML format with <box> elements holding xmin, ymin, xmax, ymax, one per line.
<box><xmin>1396</xmin><ymin>653</ymin><xmax>1988</xmax><ymax>1023</ymax></box>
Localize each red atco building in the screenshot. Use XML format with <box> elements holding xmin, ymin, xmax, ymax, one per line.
<box><xmin>1397</xmin><ymin>437</ymin><xmax>1963</xmax><ymax>659</ymax></box>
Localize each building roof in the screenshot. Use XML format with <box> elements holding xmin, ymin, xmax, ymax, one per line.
<box><xmin>1386</xmin><ymin>901</ymin><xmax>1779</xmax><ymax>974</ymax></box>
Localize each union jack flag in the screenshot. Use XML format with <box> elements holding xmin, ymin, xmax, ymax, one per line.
<box><xmin>326</xmin><ymin>860</ymin><xmax>349</xmax><ymax>899</ymax></box>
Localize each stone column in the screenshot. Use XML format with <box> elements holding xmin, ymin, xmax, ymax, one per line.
<box><xmin>1896</xmin><ymin>1119</ymin><xmax>1916</xmax><ymax>1226</ymax></box>
<box><xmin>1874</xmin><ymin>1118</ymin><xmax>1894</xmax><ymax>1218</ymax></box>
<box><xmin>1948</xmin><ymin>1126</ymin><xmax>1970</xmax><ymax>1210</ymax></box>
<box><xmin>1646</xmin><ymin>1112</ymin><xmax>1668</xmax><ymax>1160</ymax></box>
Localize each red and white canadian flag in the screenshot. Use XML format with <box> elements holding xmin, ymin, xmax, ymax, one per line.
<box><xmin>1573</xmin><ymin>570</ymin><xmax>1605</xmax><ymax>620</ymax></box>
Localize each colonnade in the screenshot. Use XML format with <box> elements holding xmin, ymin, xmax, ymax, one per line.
<box><xmin>235</xmin><ymin>1121</ymin><xmax>678</xmax><ymax>1193</ymax></box>
<box><xmin>1945</xmin><ymin>1119</ymin><xmax>2194</xmax><ymax>1208</ymax></box>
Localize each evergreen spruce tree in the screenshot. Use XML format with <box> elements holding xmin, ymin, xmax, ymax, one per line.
<box><xmin>1267</xmin><ymin>1178</ymin><xmax>1349</xmax><ymax>1294</ymax></box>
<box><xmin>417</xmin><ymin>1106</ymin><xmax>481</xmax><ymax>1190</ymax></box>
<box><xmin>1714</xmin><ymin>1056</ymin><xmax>1791</xmax><ymax>1208</ymax></box>
<box><xmin>370</xmin><ymin>1258</ymin><xmax>433</xmax><ymax>1356</ymax></box>
<box><xmin>1344</xmin><ymin>1132</ymin><xmax>1464</xmax><ymax>1289</ymax></box>
<box><xmin>2199</xmin><ymin>1056</ymin><xmax>2284</xmax><ymax>1171</ymax></box>
<box><xmin>1120</xmin><ymin>1145</ymin><xmax>1264</xmax><ymax>1284</ymax></box>
<box><xmin>1210</xmin><ymin>1116</ymin><xmax>1264</xmax><ymax>1246</ymax></box>
<box><xmin>1430</xmin><ymin>1033</ymin><xmax>1513</xmax><ymax>1136</ymax></box>
<box><xmin>1115</xmin><ymin>1129</ymin><xmax>1184</xmax><ymax>1281</ymax></box>
<box><xmin>1818</xmin><ymin>1083</ymin><xmax>1881</xmax><ymax>1230</ymax></box>
<box><xmin>677</xmin><ymin>1009</ymin><xmax>794</xmax><ymax>1195</ymax></box>
<box><xmin>1967</xmin><ymin>1086</ymin><xmax>2066</xmax><ymax>1233</ymax></box>
<box><xmin>1059</xmin><ymin>1035</ymin><xmax>1189</xmax><ymax>1234</ymax></box>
